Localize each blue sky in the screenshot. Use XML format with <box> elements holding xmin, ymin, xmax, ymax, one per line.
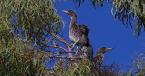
<box><xmin>54</xmin><ymin>1</ymin><xmax>145</xmax><ymax>71</ymax></box>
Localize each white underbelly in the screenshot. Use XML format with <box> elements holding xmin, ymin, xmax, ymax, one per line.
<box><xmin>69</xmin><ymin>31</ymin><xmax>78</xmax><ymax>42</ymax></box>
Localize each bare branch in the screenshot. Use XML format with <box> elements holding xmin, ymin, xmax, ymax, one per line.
<box><xmin>50</xmin><ymin>32</ymin><xmax>70</xmax><ymax>47</ymax></box>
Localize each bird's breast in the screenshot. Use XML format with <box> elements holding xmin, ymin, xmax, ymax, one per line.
<box><xmin>69</xmin><ymin>29</ymin><xmax>79</xmax><ymax>42</ymax></box>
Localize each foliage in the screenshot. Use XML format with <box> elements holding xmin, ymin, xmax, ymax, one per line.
<box><xmin>1</xmin><ymin>0</ymin><xmax>144</xmax><ymax>76</ymax></box>
<box><xmin>112</xmin><ymin>0</ymin><xmax>145</xmax><ymax>36</ymax></box>
<box><xmin>65</xmin><ymin>0</ymin><xmax>104</xmax><ymax>7</ymax></box>
<box><xmin>0</xmin><ymin>0</ymin><xmax>63</xmax><ymax>46</ymax></box>
<box><xmin>47</xmin><ymin>59</ymin><xmax>124</xmax><ymax>76</ymax></box>
<box><xmin>0</xmin><ymin>0</ymin><xmax>63</xmax><ymax>75</ymax></box>
<box><xmin>0</xmin><ymin>39</ymin><xmax>50</xmax><ymax>76</ymax></box>
<box><xmin>129</xmin><ymin>53</ymin><xmax>145</xmax><ymax>76</ymax></box>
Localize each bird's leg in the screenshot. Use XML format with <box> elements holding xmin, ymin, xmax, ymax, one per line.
<box><xmin>70</xmin><ymin>39</ymin><xmax>79</xmax><ymax>49</ymax></box>
<box><xmin>75</xmin><ymin>46</ymin><xmax>79</xmax><ymax>55</ymax></box>
<box><xmin>66</xmin><ymin>39</ymin><xmax>79</xmax><ymax>59</ymax></box>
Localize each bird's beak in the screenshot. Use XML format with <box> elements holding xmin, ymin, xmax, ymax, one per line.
<box><xmin>62</xmin><ymin>10</ymin><xmax>68</xmax><ymax>14</ymax></box>
<box><xmin>106</xmin><ymin>48</ymin><xmax>112</xmax><ymax>51</ymax></box>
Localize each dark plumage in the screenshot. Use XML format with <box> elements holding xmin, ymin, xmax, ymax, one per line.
<box><xmin>94</xmin><ymin>47</ymin><xmax>112</xmax><ymax>66</ymax></box>
<box><xmin>63</xmin><ymin>10</ymin><xmax>89</xmax><ymax>46</ymax></box>
<box><xmin>63</xmin><ymin>10</ymin><xmax>93</xmax><ymax>60</ymax></box>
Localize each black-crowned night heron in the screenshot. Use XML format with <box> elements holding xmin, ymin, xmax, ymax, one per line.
<box><xmin>63</xmin><ymin>10</ymin><xmax>89</xmax><ymax>47</ymax></box>
<box><xmin>94</xmin><ymin>47</ymin><xmax>112</xmax><ymax>66</ymax></box>
<box><xmin>63</xmin><ymin>10</ymin><xmax>93</xmax><ymax>60</ymax></box>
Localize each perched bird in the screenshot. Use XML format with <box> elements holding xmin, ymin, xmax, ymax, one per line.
<box><xmin>63</xmin><ymin>10</ymin><xmax>93</xmax><ymax>60</ymax></box>
<box><xmin>94</xmin><ymin>47</ymin><xmax>112</xmax><ymax>66</ymax></box>
<box><xmin>63</xmin><ymin>10</ymin><xmax>89</xmax><ymax>46</ymax></box>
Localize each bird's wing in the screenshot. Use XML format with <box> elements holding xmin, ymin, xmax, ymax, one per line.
<box><xmin>79</xmin><ymin>24</ymin><xmax>89</xmax><ymax>35</ymax></box>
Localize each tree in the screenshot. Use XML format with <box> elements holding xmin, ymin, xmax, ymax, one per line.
<box><xmin>129</xmin><ymin>53</ymin><xmax>145</xmax><ymax>76</ymax></box>
<box><xmin>0</xmin><ymin>0</ymin><xmax>63</xmax><ymax>75</ymax></box>
<box><xmin>1</xmin><ymin>0</ymin><xmax>141</xmax><ymax>76</ymax></box>
<box><xmin>0</xmin><ymin>0</ymin><xmax>63</xmax><ymax>45</ymax></box>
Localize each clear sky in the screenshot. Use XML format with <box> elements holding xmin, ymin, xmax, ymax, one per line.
<box><xmin>54</xmin><ymin>1</ymin><xmax>145</xmax><ymax>71</ymax></box>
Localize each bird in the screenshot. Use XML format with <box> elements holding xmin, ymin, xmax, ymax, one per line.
<box><xmin>94</xmin><ymin>47</ymin><xmax>112</xmax><ymax>66</ymax></box>
<box><xmin>63</xmin><ymin>10</ymin><xmax>89</xmax><ymax>46</ymax></box>
<box><xmin>63</xmin><ymin>10</ymin><xmax>93</xmax><ymax>60</ymax></box>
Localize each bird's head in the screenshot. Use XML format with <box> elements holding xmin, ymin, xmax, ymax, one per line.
<box><xmin>98</xmin><ymin>47</ymin><xmax>112</xmax><ymax>54</ymax></box>
<box><xmin>63</xmin><ymin>10</ymin><xmax>77</xmax><ymax>17</ymax></box>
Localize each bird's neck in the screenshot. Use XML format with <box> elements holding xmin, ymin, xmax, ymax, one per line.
<box><xmin>70</xmin><ymin>15</ymin><xmax>77</xmax><ymax>28</ymax></box>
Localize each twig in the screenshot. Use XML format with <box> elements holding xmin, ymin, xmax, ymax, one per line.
<box><xmin>50</xmin><ymin>32</ymin><xmax>73</xmax><ymax>58</ymax></box>
<box><xmin>50</xmin><ymin>32</ymin><xmax>70</xmax><ymax>46</ymax></box>
<box><xmin>59</xmin><ymin>51</ymin><xmax>75</xmax><ymax>54</ymax></box>
<box><xmin>71</xmin><ymin>39</ymin><xmax>79</xmax><ymax>49</ymax></box>
<box><xmin>49</xmin><ymin>56</ymin><xmax>84</xmax><ymax>60</ymax></box>
<box><xmin>40</xmin><ymin>42</ymin><xmax>67</xmax><ymax>52</ymax></box>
